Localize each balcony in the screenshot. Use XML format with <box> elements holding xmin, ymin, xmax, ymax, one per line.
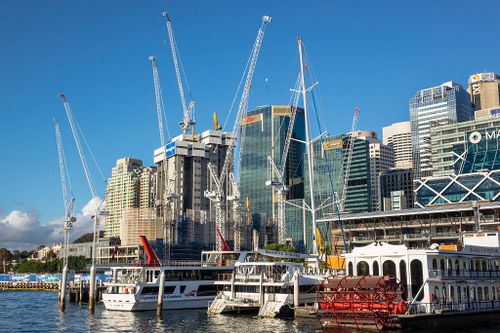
<box><xmin>429</xmin><ymin>269</ymin><xmax>500</xmax><ymax>280</ymax></box>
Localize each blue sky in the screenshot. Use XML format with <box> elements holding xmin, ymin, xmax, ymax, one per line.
<box><xmin>0</xmin><ymin>0</ymin><xmax>499</xmax><ymax>246</ymax></box>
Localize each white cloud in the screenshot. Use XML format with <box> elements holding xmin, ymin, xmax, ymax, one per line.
<box><xmin>0</xmin><ymin>197</ymin><xmax>104</xmax><ymax>251</ymax></box>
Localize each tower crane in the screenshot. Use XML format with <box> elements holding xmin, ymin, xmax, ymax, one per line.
<box><xmin>149</xmin><ymin>55</ymin><xmax>177</xmax><ymax>261</ymax></box>
<box><xmin>266</xmin><ymin>75</ymin><xmax>301</xmax><ymax>244</ymax></box>
<box><xmin>53</xmin><ymin>118</ymin><xmax>76</xmax><ymax>309</ymax></box>
<box><xmin>339</xmin><ymin>108</ymin><xmax>360</xmax><ymax>212</ymax></box>
<box><xmin>163</xmin><ymin>11</ymin><xmax>195</xmax><ymax>134</ymax></box>
<box><xmin>204</xmin><ymin>15</ymin><xmax>272</xmax><ymax>251</ymax></box>
<box><xmin>59</xmin><ymin>93</ymin><xmax>102</xmax><ymax>312</ymax></box>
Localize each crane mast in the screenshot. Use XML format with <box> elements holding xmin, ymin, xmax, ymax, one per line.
<box><xmin>205</xmin><ymin>15</ymin><xmax>271</xmax><ymax>251</ymax></box>
<box><xmin>340</xmin><ymin>108</ymin><xmax>360</xmax><ymax>212</ymax></box>
<box><xmin>149</xmin><ymin>56</ymin><xmax>176</xmax><ymax>261</ymax></box>
<box><xmin>163</xmin><ymin>11</ymin><xmax>195</xmax><ymax>134</ymax></box>
<box><xmin>54</xmin><ymin>118</ymin><xmax>76</xmax><ymax>309</ymax></box>
<box><xmin>59</xmin><ymin>93</ymin><xmax>101</xmax><ymax>312</ymax></box>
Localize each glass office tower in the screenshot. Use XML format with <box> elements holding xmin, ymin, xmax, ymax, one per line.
<box><xmin>239</xmin><ymin>105</ymin><xmax>305</xmax><ymax>246</ymax></box>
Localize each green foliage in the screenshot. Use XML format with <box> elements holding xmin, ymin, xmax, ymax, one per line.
<box><xmin>0</xmin><ymin>248</ymin><xmax>14</xmax><ymax>262</ymax></box>
<box><xmin>13</xmin><ymin>250</ymin><xmax>34</xmax><ymax>260</ymax></box>
<box><xmin>73</xmin><ymin>233</ymin><xmax>93</xmax><ymax>244</ymax></box>
<box><xmin>13</xmin><ymin>256</ymin><xmax>88</xmax><ymax>273</ymax></box>
<box><xmin>263</xmin><ymin>243</ymin><xmax>297</xmax><ymax>253</ymax></box>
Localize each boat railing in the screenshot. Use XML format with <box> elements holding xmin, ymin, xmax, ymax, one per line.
<box><xmin>429</xmin><ymin>269</ymin><xmax>500</xmax><ymax>280</ymax></box>
<box><xmin>97</xmin><ymin>260</ymin><xmax>223</xmax><ymax>268</ymax></box>
<box><xmin>406</xmin><ymin>299</ymin><xmax>500</xmax><ymax>315</ymax></box>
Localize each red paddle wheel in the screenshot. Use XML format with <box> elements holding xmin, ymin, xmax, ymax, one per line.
<box><xmin>316</xmin><ymin>275</ymin><xmax>407</xmax><ymax>331</ymax></box>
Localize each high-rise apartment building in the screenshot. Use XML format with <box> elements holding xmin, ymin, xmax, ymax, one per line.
<box><xmin>382</xmin><ymin>121</ymin><xmax>412</xmax><ymax>169</ymax></box>
<box><xmin>154</xmin><ymin>130</ymin><xmax>237</xmax><ymax>249</ymax></box>
<box><xmin>105</xmin><ymin>158</ymin><xmax>152</xmax><ymax>238</ymax></box>
<box><xmin>431</xmin><ymin>116</ymin><xmax>500</xmax><ymax>176</ymax></box>
<box><xmin>467</xmin><ymin>72</ymin><xmax>500</xmax><ymax>116</ymax></box>
<box><xmin>239</xmin><ymin>105</ymin><xmax>305</xmax><ymax>246</ymax></box>
<box><xmin>409</xmin><ymin>81</ymin><xmax>473</xmax><ymax>179</ymax></box>
<box><xmin>350</xmin><ymin>131</ymin><xmax>394</xmax><ymax>211</ymax></box>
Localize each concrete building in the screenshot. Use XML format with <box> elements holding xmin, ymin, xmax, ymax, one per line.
<box><xmin>431</xmin><ymin>117</ymin><xmax>500</xmax><ymax>177</ymax></box>
<box><xmin>104</xmin><ymin>158</ymin><xmax>157</xmax><ymax>238</ymax></box>
<box><xmin>409</xmin><ymin>81</ymin><xmax>473</xmax><ymax>180</ymax></box>
<box><xmin>383</xmin><ymin>121</ymin><xmax>412</xmax><ymax>169</ymax></box>
<box><xmin>379</xmin><ymin>168</ymin><xmax>413</xmax><ymax>211</ymax></box>
<box><xmin>317</xmin><ymin>201</ymin><xmax>500</xmax><ymax>253</ymax></box>
<box><xmin>154</xmin><ymin>129</ymin><xmax>238</xmax><ymax>250</ymax></box>
<box><xmin>239</xmin><ymin>105</ymin><xmax>305</xmax><ymax>246</ymax></box>
<box><xmin>350</xmin><ymin>131</ymin><xmax>394</xmax><ymax>211</ymax></box>
<box><xmin>467</xmin><ymin>72</ymin><xmax>500</xmax><ymax>114</ymax></box>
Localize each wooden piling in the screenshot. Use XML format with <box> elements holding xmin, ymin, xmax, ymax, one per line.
<box><xmin>156</xmin><ymin>271</ymin><xmax>166</xmax><ymax>317</ymax></box>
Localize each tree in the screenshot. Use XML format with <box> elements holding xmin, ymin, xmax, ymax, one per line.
<box><xmin>0</xmin><ymin>248</ymin><xmax>14</xmax><ymax>262</ymax></box>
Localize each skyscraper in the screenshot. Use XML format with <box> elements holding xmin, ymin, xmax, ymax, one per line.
<box><xmin>154</xmin><ymin>130</ymin><xmax>236</xmax><ymax>249</ymax></box>
<box><xmin>409</xmin><ymin>81</ymin><xmax>473</xmax><ymax>179</ymax></box>
<box><xmin>239</xmin><ymin>105</ymin><xmax>305</xmax><ymax>246</ymax></box>
<box><xmin>467</xmin><ymin>72</ymin><xmax>500</xmax><ymax>116</ymax></box>
<box><xmin>349</xmin><ymin>131</ymin><xmax>394</xmax><ymax>211</ymax></box>
<box><xmin>383</xmin><ymin>121</ymin><xmax>412</xmax><ymax>169</ymax></box>
<box><xmin>104</xmin><ymin>158</ymin><xmax>148</xmax><ymax>238</ymax></box>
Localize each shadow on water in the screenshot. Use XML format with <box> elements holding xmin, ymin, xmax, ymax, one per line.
<box><xmin>0</xmin><ymin>291</ymin><xmax>498</xmax><ymax>333</ymax></box>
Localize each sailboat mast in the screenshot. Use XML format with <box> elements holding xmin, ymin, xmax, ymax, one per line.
<box><xmin>298</xmin><ymin>37</ymin><xmax>319</xmax><ymax>256</ymax></box>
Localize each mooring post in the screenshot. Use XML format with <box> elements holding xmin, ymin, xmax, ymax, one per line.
<box><xmin>89</xmin><ymin>265</ymin><xmax>96</xmax><ymax>312</ymax></box>
<box><xmin>259</xmin><ymin>271</ymin><xmax>264</xmax><ymax>306</ymax></box>
<box><xmin>231</xmin><ymin>271</ymin><xmax>236</xmax><ymax>299</ymax></box>
<box><xmin>79</xmin><ymin>280</ymin><xmax>83</xmax><ymax>305</ymax></box>
<box><xmin>293</xmin><ymin>270</ymin><xmax>299</xmax><ymax>307</ymax></box>
<box><xmin>59</xmin><ymin>265</ymin><xmax>68</xmax><ymax>310</ymax></box>
<box><xmin>157</xmin><ymin>271</ymin><xmax>166</xmax><ymax>317</ymax></box>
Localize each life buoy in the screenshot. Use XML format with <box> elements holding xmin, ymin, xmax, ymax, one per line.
<box><xmin>124</xmin><ymin>287</ymin><xmax>129</xmax><ymax>294</ymax></box>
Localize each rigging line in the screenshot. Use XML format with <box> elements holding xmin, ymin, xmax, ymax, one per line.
<box><xmin>223</xmin><ymin>43</ymin><xmax>253</xmax><ymax>131</ymax></box>
<box><xmin>75</xmin><ymin>121</ymin><xmax>106</xmax><ymax>185</ymax></box>
<box><xmin>61</xmin><ymin>139</ymin><xmax>74</xmax><ymax>198</ymax></box>
<box><xmin>311</xmin><ymin>87</ymin><xmax>345</xmax><ymax>251</ymax></box>
<box><xmin>272</xmin><ymin>75</ymin><xmax>297</xmax><ymax>151</ymax></box>
<box><xmin>174</xmin><ymin>38</ymin><xmax>194</xmax><ymax>103</ymax></box>
<box><xmin>158</xmin><ymin>76</ymin><xmax>171</xmax><ymax>141</ymax></box>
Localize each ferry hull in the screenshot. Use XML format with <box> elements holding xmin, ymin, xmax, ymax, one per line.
<box><xmin>102</xmin><ymin>294</ymin><xmax>213</xmax><ymax>311</ymax></box>
<box><xmin>399</xmin><ymin>308</ymin><xmax>500</xmax><ymax>330</ymax></box>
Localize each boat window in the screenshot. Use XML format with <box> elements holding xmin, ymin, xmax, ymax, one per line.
<box><xmin>457</xmin><ymin>286</ymin><xmax>462</xmax><ymax>303</ymax></box>
<box><xmin>475</xmin><ymin>260</ymin><xmax>481</xmax><ymax>271</ymax></box>
<box><xmin>373</xmin><ymin>262</ymin><xmax>379</xmax><ymax>276</ymax></box>
<box><xmin>440</xmin><ymin>259</ymin><xmax>445</xmax><ymax>272</ymax></box>
<box><xmin>410</xmin><ymin>259</ymin><xmax>424</xmax><ymax>301</ymax></box>
<box><xmin>493</xmin><ymin>287</ymin><xmax>496</xmax><ymax>300</ymax></box>
<box><xmin>356</xmin><ymin>261</ymin><xmax>370</xmax><ymax>276</ymax></box>
<box><xmin>442</xmin><ymin>286</ymin><xmax>447</xmax><ymax>302</ymax></box>
<box><xmin>155</xmin><ymin>270</ymin><xmax>160</xmax><ymax>279</ymax></box>
<box><xmin>470</xmin><ymin>260</ymin><xmax>474</xmax><ymax>271</ymax></box>
<box><xmin>432</xmin><ymin>259</ymin><xmax>437</xmax><ymax>270</ymax></box>
<box><xmin>197</xmin><ymin>284</ymin><xmax>217</xmax><ymax>296</ymax></box>
<box><xmin>478</xmin><ymin>287</ymin><xmax>483</xmax><ymax>301</ymax></box>
<box><xmin>179</xmin><ymin>285</ymin><xmax>186</xmax><ymax>294</ymax></box>
<box><xmin>141</xmin><ymin>286</ymin><xmax>175</xmax><ymax>295</ymax></box>
<box><xmin>348</xmin><ymin>262</ymin><xmax>353</xmax><ymax>276</ymax></box>
<box><xmin>382</xmin><ymin>260</ymin><xmax>396</xmax><ymax>277</ymax></box>
<box><xmin>463</xmin><ymin>262</ymin><xmax>467</xmax><ymax>271</ymax></box>
<box><xmin>299</xmin><ymin>285</ymin><xmax>316</xmax><ymax>293</ymax></box>
<box><xmin>447</xmin><ymin>259</ymin><xmax>452</xmax><ymax>275</ymax></box>
<box><xmin>482</xmin><ymin>260</ymin><xmax>487</xmax><ymax>272</ymax></box>
<box><xmin>484</xmin><ymin>287</ymin><xmax>489</xmax><ymax>301</ymax></box>
<box><xmin>455</xmin><ymin>260</ymin><xmax>460</xmax><ymax>276</ymax></box>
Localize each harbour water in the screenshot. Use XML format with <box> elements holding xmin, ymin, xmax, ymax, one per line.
<box><xmin>0</xmin><ymin>290</ymin><xmax>498</xmax><ymax>333</ymax></box>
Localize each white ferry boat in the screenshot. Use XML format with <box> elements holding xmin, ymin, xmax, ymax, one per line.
<box><xmin>208</xmin><ymin>249</ymin><xmax>330</xmax><ymax>318</ymax></box>
<box><xmin>101</xmin><ymin>237</ymin><xmax>254</xmax><ymax>311</ymax></box>
<box><xmin>316</xmin><ymin>231</ymin><xmax>500</xmax><ymax>330</ymax></box>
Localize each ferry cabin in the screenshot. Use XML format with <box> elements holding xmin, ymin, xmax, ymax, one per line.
<box><xmin>343</xmin><ymin>232</ymin><xmax>500</xmax><ymax>314</ymax></box>
<box><xmin>102</xmin><ymin>251</ymin><xmax>251</xmax><ymax>311</ymax></box>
